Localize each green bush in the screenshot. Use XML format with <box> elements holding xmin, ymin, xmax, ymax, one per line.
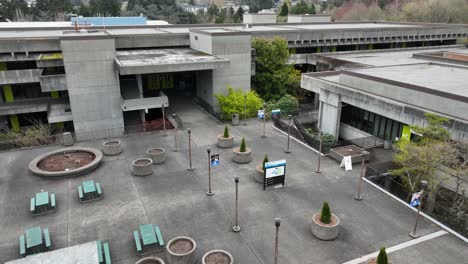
<box><xmin>266</xmin><ymin>94</ymin><xmax>299</xmax><ymax>119</ymax></box>
<box><xmin>262</xmin><ymin>154</ymin><xmax>269</xmax><ymax>169</ymax></box>
<box><xmin>215</xmin><ymin>87</ymin><xmax>263</xmax><ymax>121</ymax></box>
<box><xmin>240</xmin><ymin>138</ymin><xmax>246</xmax><ymax>152</ymax></box>
<box><xmin>223</xmin><ymin>125</ymin><xmax>229</xmax><ymax>138</ymax></box>
<box><xmin>320</xmin><ymin>201</ymin><xmax>332</xmax><ymax>224</ymax></box>
<box><xmin>321</xmin><ymin>133</ymin><xmax>337</xmax><ymax>150</ymax></box>
<box><xmin>376</xmin><ymin>247</ymin><xmax>388</xmax><ymax>264</ymax></box>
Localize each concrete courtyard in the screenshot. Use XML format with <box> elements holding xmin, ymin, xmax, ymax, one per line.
<box><xmin>0</xmin><ymin>100</ymin><xmax>467</xmax><ymax>264</ymax></box>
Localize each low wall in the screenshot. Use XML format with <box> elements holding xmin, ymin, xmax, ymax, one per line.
<box><xmin>339</xmin><ymin>123</ymin><xmax>373</xmax><ymax>140</ymax></box>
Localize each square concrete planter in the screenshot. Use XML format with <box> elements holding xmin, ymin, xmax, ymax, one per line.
<box><xmin>310</xmin><ymin>212</ymin><xmax>340</xmax><ymax>240</ymax></box>
<box><xmin>217</xmin><ymin>134</ymin><xmax>234</xmax><ymax>148</ymax></box>
<box><xmin>329</xmin><ymin>145</ymin><xmax>370</xmax><ymax>164</ymax></box>
<box><xmin>232</xmin><ymin>147</ymin><xmax>253</xmax><ymax>164</ymax></box>
<box><xmin>146</xmin><ymin>148</ymin><xmax>167</xmax><ymax>164</ymax></box>
<box><xmin>132</xmin><ymin>158</ymin><xmax>153</xmax><ymax>176</ymax></box>
<box><xmin>202</xmin><ymin>249</ymin><xmax>234</xmax><ymax>264</ymax></box>
<box><xmin>102</xmin><ymin>140</ymin><xmax>122</xmax><ymax>156</ymax></box>
<box><xmin>166</xmin><ymin>236</ymin><xmax>197</xmax><ymax>264</ymax></box>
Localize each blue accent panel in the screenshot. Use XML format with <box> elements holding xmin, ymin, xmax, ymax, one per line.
<box><xmin>71</xmin><ymin>17</ymin><xmax>147</xmax><ymax>26</ymax></box>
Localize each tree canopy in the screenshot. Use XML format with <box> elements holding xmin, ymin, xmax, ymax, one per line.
<box><xmin>290</xmin><ymin>0</ymin><xmax>315</xmax><ymax>15</ymax></box>
<box><xmin>279</xmin><ymin>2</ymin><xmax>289</xmax><ymax>17</ymax></box>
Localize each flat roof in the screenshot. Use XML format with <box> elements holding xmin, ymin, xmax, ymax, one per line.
<box><xmin>346</xmin><ymin>63</ymin><xmax>468</xmax><ymax>99</ymax></box>
<box><xmin>116</xmin><ymin>48</ymin><xmax>226</xmax><ymax>67</ymax></box>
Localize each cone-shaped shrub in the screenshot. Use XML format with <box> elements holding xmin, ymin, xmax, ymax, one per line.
<box><xmin>262</xmin><ymin>154</ymin><xmax>269</xmax><ymax>169</ymax></box>
<box><xmin>223</xmin><ymin>125</ymin><xmax>229</xmax><ymax>138</ymax></box>
<box><xmin>376</xmin><ymin>247</ymin><xmax>388</xmax><ymax>264</ymax></box>
<box><xmin>320</xmin><ymin>201</ymin><xmax>332</xmax><ymax>224</ymax></box>
<box><xmin>240</xmin><ymin>138</ymin><xmax>246</xmax><ymax>152</ymax></box>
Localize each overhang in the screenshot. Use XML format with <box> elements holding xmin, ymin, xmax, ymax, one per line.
<box><xmin>115</xmin><ymin>48</ymin><xmax>229</xmax><ymax>75</ymax></box>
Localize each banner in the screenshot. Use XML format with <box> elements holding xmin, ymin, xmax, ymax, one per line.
<box><xmin>410</xmin><ymin>191</ymin><xmax>422</xmax><ymax>207</ymax></box>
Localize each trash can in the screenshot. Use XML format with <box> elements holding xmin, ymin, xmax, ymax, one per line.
<box><xmin>61</xmin><ymin>132</ymin><xmax>74</xmax><ymax>146</ymax></box>
<box><xmin>232</xmin><ymin>113</ymin><xmax>240</xmax><ymax>126</ymax></box>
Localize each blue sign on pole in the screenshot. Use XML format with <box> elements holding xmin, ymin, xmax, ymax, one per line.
<box><xmin>257</xmin><ymin>110</ymin><xmax>265</xmax><ymax>119</ymax></box>
<box><xmin>210</xmin><ymin>154</ymin><xmax>220</xmax><ymax>166</ymax></box>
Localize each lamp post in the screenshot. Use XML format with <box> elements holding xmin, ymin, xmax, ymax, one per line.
<box><xmin>232</xmin><ymin>177</ymin><xmax>241</xmax><ymax>232</ymax></box>
<box><xmin>354</xmin><ymin>158</ymin><xmax>365</xmax><ymax>200</ymax></box>
<box><xmin>410</xmin><ymin>180</ymin><xmax>428</xmax><ymax>238</ymax></box>
<box><xmin>172</xmin><ymin>114</ymin><xmax>179</xmax><ymax>152</ymax></box>
<box><xmin>315</xmin><ymin>130</ymin><xmax>322</xmax><ymax>173</ymax></box>
<box><xmin>285</xmin><ymin>115</ymin><xmax>292</xmax><ymax>153</ymax></box>
<box><xmin>187</xmin><ymin>128</ymin><xmax>193</xmax><ymax>171</ymax></box>
<box><xmin>162</xmin><ymin>104</ymin><xmax>167</xmax><ymax>136</ymax></box>
<box><xmin>274</xmin><ymin>218</ymin><xmax>281</xmax><ymax>264</ymax></box>
<box><xmin>262</xmin><ymin>103</ymin><xmax>267</xmax><ymax>138</ymax></box>
<box><xmin>243</xmin><ymin>94</ymin><xmax>247</xmax><ymax>126</ymax></box>
<box><xmin>206</xmin><ymin>147</ymin><xmax>214</xmax><ymax>196</ymax></box>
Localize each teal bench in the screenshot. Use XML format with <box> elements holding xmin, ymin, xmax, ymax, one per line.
<box><xmin>154</xmin><ymin>226</ymin><xmax>164</xmax><ymax>247</ymax></box>
<box><xmin>78</xmin><ymin>186</ymin><xmax>84</xmax><ymax>200</ymax></box>
<box><xmin>133</xmin><ymin>231</ymin><xmax>142</xmax><ymax>253</ymax></box>
<box><xmin>97</xmin><ymin>240</ymin><xmax>104</xmax><ymax>263</ymax></box>
<box><xmin>96</xmin><ymin>183</ymin><xmax>102</xmax><ymax>195</ymax></box>
<box><xmin>103</xmin><ymin>242</ymin><xmax>111</xmax><ymax>264</ymax></box>
<box><xmin>43</xmin><ymin>228</ymin><xmax>51</xmax><ymax>248</ymax></box>
<box><xmin>30</xmin><ymin>198</ymin><xmax>35</xmax><ymax>213</ymax></box>
<box><xmin>97</xmin><ymin>240</ymin><xmax>111</xmax><ymax>264</ymax></box>
<box><xmin>19</xmin><ymin>235</ymin><xmax>26</xmax><ymax>256</ymax></box>
<box><xmin>50</xmin><ymin>194</ymin><xmax>56</xmax><ymax>209</ymax></box>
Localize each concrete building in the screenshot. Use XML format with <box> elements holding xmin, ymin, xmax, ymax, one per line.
<box><xmin>301</xmin><ymin>45</ymin><xmax>468</xmax><ymax>143</ymax></box>
<box><xmin>243</xmin><ymin>13</ymin><xmax>277</xmax><ymax>24</ymax></box>
<box><xmin>0</xmin><ymin>19</ymin><xmax>467</xmax><ymax>137</ymax></box>
<box><xmin>287</xmin><ymin>14</ymin><xmax>331</xmax><ymax>23</ymax></box>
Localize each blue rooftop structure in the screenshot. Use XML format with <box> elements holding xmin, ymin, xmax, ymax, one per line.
<box><xmin>71</xmin><ymin>16</ymin><xmax>147</xmax><ymax>26</ymax></box>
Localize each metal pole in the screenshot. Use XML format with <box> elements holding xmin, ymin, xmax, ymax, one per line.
<box><xmin>274</xmin><ymin>218</ymin><xmax>281</xmax><ymax>264</ymax></box>
<box><xmin>315</xmin><ymin>130</ymin><xmax>322</xmax><ymax>173</ymax></box>
<box><xmin>162</xmin><ymin>105</ymin><xmax>167</xmax><ymax>136</ymax></box>
<box><xmin>262</xmin><ymin>103</ymin><xmax>267</xmax><ymax>138</ymax></box>
<box><xmin>233</xmin><ymin>177</ymin><xmax>241</xmax><ymax>232</ymax></box>
<box><xmin>187</xmin><ymin>128</ymin><xmax>193</xmax><ymax>171</ymax></box>
<box><xmin>172</xmin><ymin>114</ymin><xmax>179</xmax><ymax>152</ymax></box>
<box><xmin>354</xmin><ymin>158</ymin><xmax>365</xmax><ymax>200</ymax></box>
<box><xmin>410</xmin><ymin>180</ymin><xmax>428</xmax><ymax>238</ymax></box>
<box><xmin>285</xmin><ymin>115</ymin><xmax>292</xmax><ymax>153</ymax></box>
<box><xmin>243</xmin><ymin>94</ymin><xmax>247</xmax><ymax>126</ymax></box>
<box><xmin>206</xmin><ymin>147</ymin><xmax>214</xmax><ymax>196</ymax></box>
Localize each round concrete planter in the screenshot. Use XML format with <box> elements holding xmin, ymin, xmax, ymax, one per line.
<box><xmin>166</xmin><ymin>236</ymin><xmax>197</xmax><ymax>264</ymax></box>
<box><xmin>132</xmin><ymin>158</ymin><xmax>153</xmax><ymax>176</ymax></box>
<box><xmin>135</xmin><ymin>257</ymin><xmax>165</xmax><ymax>264</ymax></box>
<box><xmin>146</xmin><ymin>148</ymin><xmax>167</xmax><ymax>164</ymax></box>
<box><xmin>310</xmin><ymin>212</ymin><xmax>340</xmax><ymax>240</ymax></box>
<box><xmin>232</xmin><ymin>147</ymin><xmax>252</xmax><ymax>164</ymax></box>
<box><xmin>202</xmin><ymin>249</ymin><xmax>234</xmax><ymax>264</ymax></box>
<box><xmin>254</xmin><ymin>164</ymin><xmax>265</xmax><ymax>183</ymax></box>
<box><xmin>102</xmin><ymin>140</ymin><xmax>122</xmax><ymax>156</ymax></box>
<box><xmin>366</xmin><ymin>258</ymin><xmax>392</xmax><ymax>264</ymax></box>
<box><xmin>217</xmin><ymin>134</ymin><xmax>234</xmax><ymax>148</ymax></box>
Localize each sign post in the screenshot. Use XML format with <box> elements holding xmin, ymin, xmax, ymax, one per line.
<box><xmin>187</xmin><ymin>128</ymin><xmax>193</xmax><ymax>171</ymax></box>
<box><xmin>354</xmin><ymin>158</ymin><xmax>365</xmax><ymax>201</ymax></box>
<box><xmin>264</xmin><ymin>160</ymin><xmax>287</xmax><ymax>190</ymax></box>
<box><xmin>206</xmin><ymin>147</ymin><xmax>214</xmax><ymax>196</ymax></box>
<box><xmin>410</xmin><ymin>180</ymin><xmax>428</xmax><ymax>238</ymax></box>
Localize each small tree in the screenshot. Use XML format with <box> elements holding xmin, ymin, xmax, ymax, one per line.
<box><xmin>279</xmin><ymin>2</ymin><xmax>289</xmax><ymax>17</ymax></box>
<box><xmin>240</xmin><ymin>137</ymin><xmax>246</xmax><ymax>152</ymax></box>
<box><xmin>263</xmin><ymin>154</ymin><xmax>269</xmax><ymax>169</ymax></box>
<box><xmin>376</xmin><ymin>247</ymin><xmax>388</xmax><ymax>264</ymax></box>
<box><xmin>223</xmin><ymin>125</ymin><xmax>229</xmax><ymax>138</ymax></box>
<box><xmin>320</xmin><ymin>201</ymin><xmax>332</xmax><ymax>224</ymax></box>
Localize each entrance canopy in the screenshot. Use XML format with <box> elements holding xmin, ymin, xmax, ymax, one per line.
<box><xmin>115</xmin><ymin>48</ymin><xmax>229</xmax><ymax>75</ymax></box>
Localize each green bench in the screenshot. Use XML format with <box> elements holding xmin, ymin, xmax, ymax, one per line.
<box><xmin>97</xmin><ymin>240</ymin><xmax>112</xmax><ymax>264</ymax></box>
<box><xmin>78</xmin><ymin>180</ymin><xmax>103</xmax><ymax>202</ymax></box>
<box><xmin>133</xmin><ymin>231</ymin><xmax>142</xmax><ymax>252</ymax></box>
<box><xmin>133</xmin><ymin>224</ymin><xmax>164</xmax><ymax>255</ymax></box>
<box><xmin>50</xmin><ymin>194</ymin><xmax>56</xmax><ymax>209</ymax></box>
<box><xmin>30</xmin><ymin>198</ymin><xmax>35</xmax><ymax>213</ymax></box>
<box><xmin>43</xmin><ymin>228</ymin><xmax>51</xmax><ymax>248</ymax></box>
<box><xmin>19</xmin><ymin>226</ymin><xmax>51</xmax><ymax>256</ymax></box>
<box><xmin>19</xmin><ymin>235</ymin><xmax>26</xmax><ymax>256</ymax></box>
<box><xmin>30</xmin><ymin>191</ymin><xmax>56</xmax><ymax>215</ymax></box>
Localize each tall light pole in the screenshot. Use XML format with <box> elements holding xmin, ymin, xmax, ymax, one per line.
<box><xmin>162</xmin><ymin>104</ymin><xmax>167</xmax><ymax>136</ymax></box>
<box><xmin>410</xmin><ymin>180</ymin><xmax>428</xmax><ymax>238</ymax></box>
<box><xmin>315</xmin><ymin>130</ymin><xmax>322</xmax><ymax>173</ymax></box>
<box><xmin>243</xmin><ymin>94</ymin><xmax>247</xmax><ymax>126</ymax></box>
<box><xmin>262</xmin><ymin>102</ymin><xmax>267</xmax><ymax>138</ymax></box>
<box><xmin>206</xmin><ymin>147</ymin><xmax>214</xmax><ymax>196</ymax></box>
<box><xmin>187</xmin><ymin>128</ymin><xmax>193</xmax><ymax>171</ymax></box>
<box><xmin>354</xmin><ymin>158</ymin><xmax>365</xmax><ymax>200</ymax></box>
<box><xmin>232</xmin><ymin>177</ymin><xmax>241</xmax><ymax>232</ymax></box>
<box><xmin>274</xmin><ymin>218</ymin><xmax>281</xmax><ymax>264</ymax></box>
<box><xmin>285</xmin><ymin>115</ymin><xmax>292</xmax><ymax>153</ymax></box>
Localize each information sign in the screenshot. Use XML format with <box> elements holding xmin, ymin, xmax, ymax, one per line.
<box><xmin>264</xmin><ymin>159</ymin><xmax>286</xmax><ymax>190</ymax></box>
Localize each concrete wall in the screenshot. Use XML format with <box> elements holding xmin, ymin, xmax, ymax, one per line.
<box><xmin>0</xmin><ymin>69</ymin><xmax>42</xmax><ymax>85</ymax></box>
<box><xmin>61</xmin><ymin>37</ymin><xmax>124</xmax><ymax>137</ymax></box>
<box><xmin>287</xmin><ymin>15</ymin><xmax>331</xmax><ymax>23</ymax></box>
<box><xmin>196</xmin><ymin>70</ymin><xmax>214</xmax><ymax>107</ymax></box>
<box><xmin>243</xmin><ymin>14</ymin><xmax>277</xmax><ymax>24</ymax></box>
<box><xmin>40</xmin><ymin>74</ymin><xmax>67</xmax><ymax>92</ymax></box>
<box><xmin>318</xmin><ymin>89</ymin><xmax>341</xmax><ymax>138</ymax></box>
<box><xmin>339</xmin><ymin>122</ymin><xmax>373</xmax><ymax>140</ymax></box>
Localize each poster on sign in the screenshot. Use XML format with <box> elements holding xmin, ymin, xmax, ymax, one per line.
<box><xmin>264</xmin><ymin>159</ymin><xmax>286</xmax><ymax>190</ymax></box>
<box><xmin>210</xmin><ymin>154</ymin><xmax>219</xmax><ymax>166</ymax></box>
<box><xmin>257</xmin><ymin>110</ymin><xmax>265</xmax><ymax>119</ymax></box>
<box><xmin>340</xmin><ymin>156</ymin><xmax>353</xmax><ymax>171</ymax></box>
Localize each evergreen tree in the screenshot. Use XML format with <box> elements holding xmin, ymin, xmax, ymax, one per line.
<box><xmin>89</xmin><ymin>0</ymin><xmax>120</xmax><ymax>16</ymax></box>
<box><xmin>223</xmin><ymin>125</ymin><xmax>229</xmax><ymax>138</ymax></box>
<box><xmin>376</xmin><ymin>247</ymin><xmax>388</xmax><ymax>264</ymax></box>
<box><xmin>320</xmin><ymin>201</ymin><xmax>332</xmax><ymax>224</ymax></box>
<box><xmin>240</xmin><ymin>138</ymin><xmax>246</xmax><ymax>152</ymax></box>
<box><xmin>290</xmin><ymin>0</ymin><xmax>314</xmax><ymax>15</ymax></box>
<box><xmin>236</xmin><ymin>6</ymin><xmax>244</xmax><ymax>21</ymax></box>
<box><xmin>262</xmin><ymin>154</ymin><xmax>269</xmax><ymax>169</ymax></box>
<box><xmin>279</xmin><ymin>2</ymin><xmax>288</xmax><ymax>17</ymax></box>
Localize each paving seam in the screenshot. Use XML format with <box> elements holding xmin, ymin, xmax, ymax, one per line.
<box><xmin>341</xmin><ymin>230</ymin><xmax>448</xmax><ymax>264</ymax></box>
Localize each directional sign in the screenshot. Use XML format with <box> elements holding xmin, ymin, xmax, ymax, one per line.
<box><xmin>258</xmin><ymin>109</ymin><xmax>265</xmax><ymax>119</ymax></box>
<box><xmin>410</xmin><ymin>191</ymin><xmax>422</xmax><ymax>207</ymax></box>
<box><xmin>340</xmin><ymin>156</ymin><xmax>353</xmax><ymax>171</ymax></box>
<box><xmin>210</xmin><ymin>154</ymin><xmax>219</xmax><ymax>166</ymax></box>
<box><xmin>264</xmin><ymin>159</ymin><xmax>286</xmax><ymax>190</ymax></box>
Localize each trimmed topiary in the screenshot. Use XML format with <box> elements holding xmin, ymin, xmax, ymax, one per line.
<box><xmin>262</xmin><ymin>154</ymin><xmax>269</xmax><ymax>169</ymax></box>
<box><xmin>320</xmin><ymin>201</ymin><xmax>332</xmax><ymax>224</ymax></box>
<box><xmin>240</xmin><ymin>138</ymin><xmax>246</xmax><ymax>152</ymax></box>
<box><xmin>223</xmin><ymin>125</ymin><xmax>229</xmax><ymax>138</ymax></box>
<box><xmin>376</xmin><ymin>247</ymin><xmax>388</xmax><ymax>264</ymax></box>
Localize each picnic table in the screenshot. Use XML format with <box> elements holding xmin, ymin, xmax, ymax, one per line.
<box><xmin>78</xmin><ymin>180</ymin><xmax>102</xmax><ymax>202</ymax></box>
<box><xmin>30</xmin><ymin>191</ymin><xmax>56</xmax><ymax>215</ymax></box>
<box><xmin>133</xmin><ymin>224</ymin><xmax>165</xmax><ymax>255</ymax></box>
<box><xmin>19</xmin><ymin>226</ymin><xmax>51</xmax><ymax>256</ymax></box>
<box><xmin>96</xmin><ymin>240</ymin><xmax>112</xmax><ymax>264</ymax></box>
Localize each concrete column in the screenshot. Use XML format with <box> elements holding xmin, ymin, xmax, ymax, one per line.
<box><xmin>317</xmin><ymin>47</ymin><xmax>321</xmax><ymax>53</ymax></box>
<box><xmin>390</xmin><ymin>43</ymin><xmax>394</xmax><ymax>49</ymax></box>
<box><xmin>402</xmin><ymin>42</ymin><xmax>407</xmax><ymax>48</ymax></box>
<box><xmin>10</xmin><ymin>115</ymin><xmax>20</xmax><ymax>132</ymax></box>
<box><xmin>136</xmin><ymin>74</ymin><xmax>143</xmax><ymax>98</ymax></box>
<box><xmin>355</xmin><ymin>45</ymin><xmax>359</xmax><ymax>51</ymax></box>
<box><xmin>368</xmin><ymin>44</ymin><xmax>374</xmax><ymax>50</ymax></box>
<box><xmin>318</xmin><ymin>89</ymin><xmax>341</xmax><ymax>139</ymax></box>
<box><xmin>331</xmin><ymin>46</ymin><xmax>337</xmax><ymax>52</ymax></box>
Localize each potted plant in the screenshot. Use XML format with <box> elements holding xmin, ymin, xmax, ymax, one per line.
<box><xmin>367</xmin><ymin>247</ymin><xmax>391</xmax><ymax>264</ymax></box>
<box><xmin>232</xmin><ymin>138</ymin><xmax>252</xmax><ymax>164</ymax></box>
<box><xmin>102</xmin><ymin>140</ymin><xmax>122</xmax><ymax>156</ymax></box>
<box><xmin>166</xmin><ymin>236</ymin><xmax>196</xmax><ymax>264</ymax></box>
<box><xmin>254</xmin><ymin>154</ymin><xmax>268</xmax><ymax>183</ymax></box>
<box><xmin>132</xmin><ymin>158</ymin><xmax>153</xmax><ymax>176</ymax></box>
<box><xmin>217</xmin><ymin>125</ymin><xmax>234</xmax><ymax>148</ymax></box>
<box><xmin>202</xmin><ymin>249</ymin><xmax>234</xmax><ymax>264</ymax></box>
<box><xmin>135</xmin><ymin>257</ymin><xmax>165</xmax><ymax>264</ymax></box>
<box><xmin>146</xmin><ymin>147</ymin><xmax>167</xmax><ymax>164</ymax></box>
<box><xmin>310</xmin><ymin>201</ymin><xmax>340</xmax><ymax>240</ymax></box>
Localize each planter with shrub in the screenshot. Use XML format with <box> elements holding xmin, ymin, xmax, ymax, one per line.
<box><xmin>232</xmin><ymin>138</ymin><xmax>252</xmax><ymax>164</ymax></box>
<box><xmin>135</xmin><ymin>257</ymin><xmax>165</xmax><ymax>264</ymax></box>
<box><xmin>217</xmin><ymin>125</ymin><xmax>234</xmax><ymax>148</ymax></box>
<box><xmin>166</xmin><ymin>236</ymin><xmax>197</xmax><ymax>264</ymax></box>
<box><xmin>367</xmin><ymin>247</ymin><xmax>391</xmax><ymax>264</ymax></box>
<box><xmin>311</xmin><ymin>202</ymin><xmax>340</xmax><ymax>240</ymax></box>
<box><xmin>202</xmin><ymin>249</ymin><xmax>234</xmax><ymax>264</ymax></box>
<box><xmin>254</xmin><ymin>154</ymin><xmax>269</xmax><ymax>183</ymax></box>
